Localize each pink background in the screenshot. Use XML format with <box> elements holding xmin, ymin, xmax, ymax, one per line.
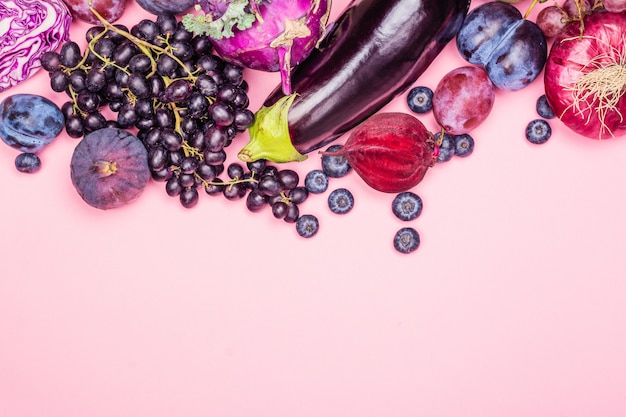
<box><xmin>1</xmin><ymin>0</ymin><xmax>625</xmax><ymax>416</ymax></box>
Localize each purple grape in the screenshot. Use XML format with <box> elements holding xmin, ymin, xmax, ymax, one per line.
<box><xmin>60</xmin><ymin>41</ymin><xmax>82</xmax><ymax>67</ymax></box>
<box><xmin>272</xmin><ymin>201</ymin><xmax>289</xmax><ymax>219</ymax></box>
<box><xmin>223</xmin><ymin>182</ymin><xmax>246</xmax><ymax>200</ymax></box>
<box><xmin>209</xmin><ymin>101</ymin><xmax>235</xmax><ymax>126</ymax></box>
<box><xmin>161</xmin><ymin>79</ymin><xmax>193</xmax><ymax>102</ymax></box>
<box><xmin>127</xmin><ymin>73</ymin><xmax>151</xmax><ymax>99</ymax></box>
<box><xmin>277</xmin><ymin>169</ymin><xmax>299</xmax><ymax>190</ymax></box>
<box><xmin>166</xmin><ymin>176</ymin><xmax>182</xmax><ymax>197</ymax></box>
<box><xmin>180</xmin><ymin>187</ymin><xmax>199</xmax><ymax>208</ymax></box>
<box><xmin>246</xmin><ymin>189</ymin><xmax>268</xmax><ymax>212</ymax></box>
<box><xmin>40</xmin><ymin>51</ymin><xmax>61</xmax><ymax>72</ymax></box>
<box><xmin>258</xmin><ymin>174</ymin><xmax>284</xmax><ymax>197</ymax></box>
<box><xmin>284</xmin><ymin>204</ymin><xmax>300</xmax><ymax>224</ymax></box>
<box><xmin>288</xmin><ymin>187</ymin><xmax>309</xmax><ymax>205</ymax></box>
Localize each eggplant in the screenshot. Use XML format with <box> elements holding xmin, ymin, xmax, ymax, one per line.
<box><xmin>238</xmin><ymin>0</ymin><xmax>471</xmax><ymax>163</ymax></box>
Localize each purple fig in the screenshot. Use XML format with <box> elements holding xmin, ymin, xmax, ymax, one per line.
<box><xmin>70</xmin><ymin>128</ymin><xmax>151</xmax><ymax>209</ymax></box>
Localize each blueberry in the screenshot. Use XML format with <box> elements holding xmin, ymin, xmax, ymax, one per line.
<box><xmin>393</xmin><ymin>227</ymin><xmax>420</xmax><ymax>254</ymax></box>
<box><xmin>304</xmin><ymin>169</ymin><xmax>329</xmax><ymax>194</ymax></box>
<box><xmin>328</xmin><ymin>188</ymin><xmax>354</xmax><ymax>214</ymax></box>
<box><xmin>536</xmin><ymin>94</ymin><xmax>555</xmax><ymax>119</ymax></box>
<box><xmin>525</xmin><ymin>119</ymin><xmax>552</xmax><ymax>144</ymax></box>
<box><xmin>391</xmin><ymin>192</ymin><xmax>423</xmax><ymax>221</ymax></box>
<box><xmin>321</xmin><ymin>144</ymin><xmax>351</xmax><ymax>178</ymax></box>
<box><xmin>14</xmin><ymin>152</ymin><xmax>41</xmax><ymax>173</ymax></box>
<box><xmin>454</xmin><ymin>134</ymin><xmax>474</xmax><ymax>157</ymax></box>
<box><xmin>295</xmin><ymin>214</ymin><xmax>319</xmax><ymax>238</ymax></box>
<box><xmin>406</xmin><ymin>86</ymin><xmax>434</xmax><ymax>114</ymax></box>
<box><xmin>434</xmin><ymin>131</ymin><xmax>455</xmax><ymax>163</ymax></box>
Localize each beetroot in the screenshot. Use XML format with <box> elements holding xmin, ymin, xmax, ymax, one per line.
<box><xmin>70</xmin><ymin>128</ymin><xmax>151</xmax><ymax>210</ymax></box>
<box><xmin>322</xmin><ymin>112</ymin><xmax>436</xmax><ymax>193</ymax></box>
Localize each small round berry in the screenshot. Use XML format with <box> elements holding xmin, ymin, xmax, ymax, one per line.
<box><xmin>434</xmin><ymin>131</ymin><xmax>455</xmax><ymax>163</ymax></box>
<box><xmin>295</xmin><ymin>214</ymin><xmax>319</xmax><ymax>238</ymax></box>
<box><xmin>328</xmin><ymin>188</ymin><xmax>354</xmax><ymax>214</ymax></box>
<box><xmin>288</xmin><ymin>186</ymin><xmax>309</xmax><ymax>205</ymax></box>
<box><xmin>391</xmin><ymin>192</ymin><xmax>423</xmax><ymax>221</ymax></box>
<box><xmin>304</xmin><ymin>169</ymin><xmax>329</xmax><ymax>194</ymax></box>
<box><xmin>536</xmin><ymin>94</ymin><xmax>556</xmax><ymax>119</ymax></box>
<box><xmin>321</xmin><ymin>144</ymin><xmax>351</xmax><ymax>178</ymax></box>
<box><xmin>525</xmin><ymin>119</ymin><xmax>552</xmax><ymax>144</ymax></box>
<box><xmin>406</xmin><ymin>86</ymin><xmax>434</xmax><ymax>114</ymax></box>
<box><xmin>15</xmin><ymin>152</ymin><xmax>42</xmax><ymax>173</ymax></box>
<box><xmin>284</xmin><ymin>203</ymin><xmax>300</xmax><ymax>223</ymax></box>
<box><xmin>393</xmin><ymin>227</ymin><xmax>420</xmax><ymax>254</ymax></box>
<box><xmin>454</xmin><ymin>134</ymin><xmax>474</xmax><ymax>158</ymax></box>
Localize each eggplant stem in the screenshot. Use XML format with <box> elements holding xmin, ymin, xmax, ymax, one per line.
<box><xmin>238</xmin><ymin>94</ymin><xmax>307</xmax><ymax>163</ymax></box>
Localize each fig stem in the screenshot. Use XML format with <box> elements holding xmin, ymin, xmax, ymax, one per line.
<box><xmin>93</xmin><ymin>160</ymin><xmax>117</xmax><ymax>176</ymax></box>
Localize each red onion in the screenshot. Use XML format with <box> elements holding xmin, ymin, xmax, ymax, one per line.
<box><xmin>183</xmin><ymin>0</ymin><xmax>331</xmax><ymax>95</ymax></box>
<box><xmin>544</xmin><ymin>11</ymin><xmax>626</xmax><ymax>139</ymax></box>
<box><xmin>0</xmin><ymin>0</ymin><xmax>72</xmax><ymax>92</ymax></box>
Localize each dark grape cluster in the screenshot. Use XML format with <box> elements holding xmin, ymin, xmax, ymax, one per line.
<box><xmin>238</xmin><ymin>160</ymin><xmax>311</xmax><ymax>222</ymax></box>
<box><xmin>40</xmin><ymin>12</ymin><xmax>256</xmax><ymax>209</ymax></box>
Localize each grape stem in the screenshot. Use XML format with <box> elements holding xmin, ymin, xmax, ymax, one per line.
<box><xmin>191</xmin><ymin>168</ymin><xmax>259</xmax><ymax>191</ymax></box>
<box><xmin>87</xmin><ymin>3</ymin><xmax>219</xmax><ymax>162</ymax></box>
<box><xmin>88</xmin><ymin>6</ymin><xmax>195</xmax><ymax>81</ymax></box>
<box><xmin>523</xmin><ymin>0</ymin><xmax>547</xmax><ymax>19</ymax></box>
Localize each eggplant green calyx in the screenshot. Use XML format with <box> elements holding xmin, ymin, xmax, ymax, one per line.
<box><xmin>238</xmin><ymin>94</ymin><xmax>307</xmax><ymax>163</ymax></box>
<box><xmin>182</xmin><ymin>0</ymin><xmax>261</xmax><ymax>39</ymax></box>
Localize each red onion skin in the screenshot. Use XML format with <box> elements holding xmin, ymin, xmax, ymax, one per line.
<box><xmin>210</xmin><ymin>0</ymin><xmax>330</xmax><ymax>95</ymax></box>
<box><xmin>544</xmin><ymin>11</ymin><xmax>626</xmax><ymax>139</ymax></box>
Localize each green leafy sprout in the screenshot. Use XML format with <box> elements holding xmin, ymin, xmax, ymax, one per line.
<box><xmin>182</xmin><ymin>0</ymin><xmax>264</xmax><ymax>40</ymax></box>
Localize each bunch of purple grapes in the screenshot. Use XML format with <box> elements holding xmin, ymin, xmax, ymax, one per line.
<box><xmin>40</xmin><ymin>13</ymin><xmax>256</xmax><ymax>208</ymax></box>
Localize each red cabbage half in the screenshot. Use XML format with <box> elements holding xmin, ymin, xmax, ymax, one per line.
<box><xmin>183</xmin><ymin>0</ymin><xmax>331</xmax><ymax>95</ymax></box>
<box><xmin>0</xmin><ymin>0</ymin><xmax>72</xmax><ymax>92</ymax></box>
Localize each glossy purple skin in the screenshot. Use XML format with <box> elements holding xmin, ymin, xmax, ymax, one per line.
<box><xmin>456</xmin><ymin>1</ymin><xmax>522</xmax><ymax>66</ymax></box>
<box><xmin>263</xmin><ymin>0</ymin><xmax>471</xmax><ymax>154</ymax></box>
<box><xmin>210</xmin><ymin>0</ymin><xmax>330</xmax><ymax>94</ymax></box>
<box><xmin>456</xmin><ymin>1</ymin><xmax>547</xmax><ymax>91</ymax></box>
